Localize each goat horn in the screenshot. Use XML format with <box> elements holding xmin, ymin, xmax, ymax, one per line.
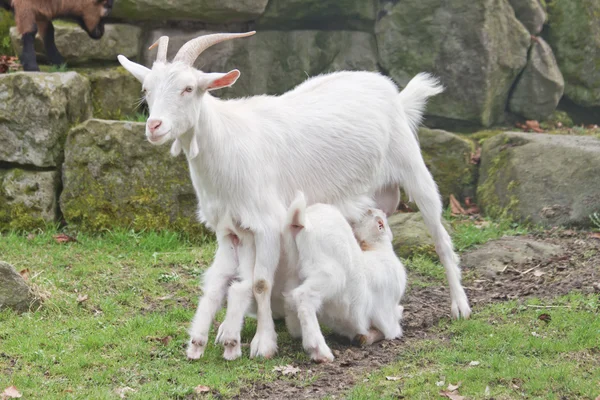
<box><xmin>173</xmin><ymin>31</ymin><xmax>256</xmax><ymax>66</ymax></box>
<box><xmin>148</xmin><ymin>36</ymin><xmax>169</xmax><ymax>63</ymax></box>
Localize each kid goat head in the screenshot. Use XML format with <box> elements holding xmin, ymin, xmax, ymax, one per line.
<box><xmin>117</xmin><ymin>31</ymin><xmax>255</xmax><ymax>156</ymax></box>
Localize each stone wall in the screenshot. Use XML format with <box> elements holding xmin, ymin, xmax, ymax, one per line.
<box><xmin>1</xmin><ymin>0</ymin><xmax>599</xmax><ymax>233</ymax></box>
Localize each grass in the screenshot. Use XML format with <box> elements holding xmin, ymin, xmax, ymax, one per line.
<box><xmin>346</xmin><ymin>293</ymin><xmax>600</xmax><ymax>399</ymax></box>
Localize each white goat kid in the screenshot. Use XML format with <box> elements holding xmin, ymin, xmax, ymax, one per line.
<box><xmin>283</xmin><ymin>193</ymin><xmax>406</xmax><ymax>362</ymax></box>
<box><xmin>117</xmin><ymin>31</ymin><xmax>471</xmax><ymax>359</ymax></box>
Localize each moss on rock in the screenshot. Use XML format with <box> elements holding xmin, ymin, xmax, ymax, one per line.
<box><xmin>389</xmin><ymin>212</ymin><xmax>452</xmax><ymax>259</ymax></box>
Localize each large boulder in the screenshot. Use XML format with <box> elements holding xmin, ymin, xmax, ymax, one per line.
<box><xmin>418</xmin><ymin>128</ymin><xmax>477</xmax><ymax>204</ymax></box>
<box><xmin>60</xmin><ymin>120</ymin><xmax>202</xmax><ymax>235</ymax></box>
<box><xmin>0</xmin><ymin>72</ymin><xmax>91</xmax><ymax>167</ymax></box>
<box><xmin>0</xmin><ymin>169</ymin><xmax>60</xmax><ymax>231</ymax></box>
<box><xmin>508</xmin><ymin>0</ymin><xmax>546</xmax><ymax>34</ymax></box>
<box><xmin>508</xmin><ymin>37</ymin><xmax>564</xmax><ymax>121</ymax></box>
<box><xmin>477</xmin><ymin>132</ymin><xmax>600</xmax><ymax>227</ymax></box>
<box><xmin>79</xmin><ymin>67</ymin><xmax>143</xmax><ymax>120</ymax></box>
<box><xmin>546</xmin><ymin>0</ymin><xmax>600</xmax><ymax>108</ymax></box>
<box><xmin>388</xmin><ymin>212</ymin><xmax>452</xmax><ymax>259</ymax></box>
<box><xmin>376</xmin><ymin>0</ymin><xmax>530</xmax><ymax>127</ymax></box>
<box><xmin>142</xmin><ymin>29</ymin><xmax>378</xmax><ymax>98</ymax></box>
<box><xmin>10</xmin><ymin>24</ymin><xmax>141</xmax><ymax>65</ymax></box>
<box><xmin>0</xmin><ymin>261</ymin><xmax>40</xmax><ymax>312</ymax></box>
<box><xmin>257</xmin><ymin>0</ymin><xmax>377</xmax><ymax>31</ymax></box>
<box><xmin>111</xmin><ymin>0</ymin><xmax>269</xmax><ymax>22</ymax></box>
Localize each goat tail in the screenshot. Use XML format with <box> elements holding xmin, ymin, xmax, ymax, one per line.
<box><xmin>286</xmin><ymin>191</ymin><xmax>307</xmax><ymax>231</ymax></box>
<box><xmin>397</xmin><ymin>73</ymin><xmax>444</xmax><ymax>137</ymax></box>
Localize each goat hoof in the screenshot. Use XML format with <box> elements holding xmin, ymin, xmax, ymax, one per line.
<box><xmin>451</xmin><ymin>297</ymin><xmax>472</xmax><ymax>320</ymax></box>
<box><xmin>223</xmin><ymin>344</ymin><xmax>242</xmax><ymax>361</ymax></box>
<box><xmin>309</xmin><ymin>346</ymin><xmax>334</xmax><ymax>363</ymax></box>
<box><xmin>353</xmin><ymin>334</ymin><xmax>368</xmax><ymax>347</ymax></box>
<box><xmin>186</xmin><ymin>335</ymin><xmax>208</xmax><ymax>360</ymax></box>
<box><xmin>250</xmin><ymin>332</ymin><xmax>278</xmax><ymax>359</ymax></box>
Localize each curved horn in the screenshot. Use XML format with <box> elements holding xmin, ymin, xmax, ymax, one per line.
<box><xmin>173</xmin><ymin>31</ymin><xmax>256</xmax><ymax>66</ymax></box>
<box><xmin>148</xmin><ymin>36</ymin><xmax>169</xmax><ymax>63</ymax></box>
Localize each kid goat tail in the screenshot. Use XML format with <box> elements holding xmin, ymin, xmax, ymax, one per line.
<box><xmin>397</xmin><ymin>72</ymin><xmax>444</xmax><ymax>138</ymax></box>
<box><xmin>286</xmin><ymin>191</ymin><xmax>308</xmax><ymax>232</ymax></box>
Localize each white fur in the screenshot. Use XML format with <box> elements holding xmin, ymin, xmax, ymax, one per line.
<box><xmin>118</xmin><ymin>45</ymin><xmax>471</xmax><ymax>359</ymax></box>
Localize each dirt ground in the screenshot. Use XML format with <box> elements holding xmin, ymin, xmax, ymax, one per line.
<box><xmin>234</xmin><ymin>231</ymin><xmax>600</xmax><ymax>400</ymax></box>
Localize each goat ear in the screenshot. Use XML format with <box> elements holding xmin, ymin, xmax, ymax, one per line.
<box><xmin>375</xmin><ymin>216</ymin><xmax>385</xmax><ymax>231</ymax></box>
<box><xmin>117</xmin><ymin>55</ymin><xmax>150</xmax><ymax>83</ymax></box>
<box><xmin>189</xmin><ymin>136</ymin><xmax>200</xmax><ymax>160</ymax></box>
<box><xmin>170</xmin><ymin>139</ymin><xmax>182</xmax><ymax>157</ymax></box>
<box><xmin>203</xmin><ymin>70</ymin><xmax>241</xmax><ymax>91</ymax></box>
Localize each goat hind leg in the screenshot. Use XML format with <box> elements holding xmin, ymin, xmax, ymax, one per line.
<box><xmin>39</xmin><ymin>20</ymin><xmax>64</xmax><ymax>66</ymax></box>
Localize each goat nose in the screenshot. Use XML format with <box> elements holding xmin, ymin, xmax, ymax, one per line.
<box><xmin>147</xmin><ymin>119</ymin><xmax>162</xmax><ymax>133</ymax></box>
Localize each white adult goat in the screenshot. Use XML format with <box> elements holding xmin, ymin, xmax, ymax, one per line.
<box><xmin>117</xmin><ymin>31</ymin><xmax>471</xmax><ymax>359</ymax></box>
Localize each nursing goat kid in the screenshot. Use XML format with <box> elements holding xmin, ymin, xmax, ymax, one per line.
<box><xmin>284</xmin><ymin>194</ymin><xmax>406</xmax><ymax>362</ymax></box>
<box><xmin>117</xmin><ymin>31</ymin><xmax>472</xmax><ymax>359</ymax></box>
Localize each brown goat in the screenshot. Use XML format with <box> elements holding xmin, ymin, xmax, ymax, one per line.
<box><xmin>4</xmin><ymin>0</ymin><xmax>114</xmax><ymax>71</ymax></box>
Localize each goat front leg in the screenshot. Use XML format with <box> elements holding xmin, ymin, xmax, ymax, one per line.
<box><xmin>186</xmin><ymin>238</ymin><xmax>237</xmax><ymax>360</ymax></box>
<box><xmin>38</xmin><ymin>20</ymin><xmax>64</xmax><ymax>66</ymax></box>
<box><xmin>216</xmin><ymin>238</ymin><xmax>255</xmax><ymax>360</ymax></box>
<box><xmin>249</xmin><ymin>230</ymin><xmax>279</xmax><ymax>359</ymax></box>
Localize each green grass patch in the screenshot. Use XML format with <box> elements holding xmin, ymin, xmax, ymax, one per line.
<box><xmin>347</xmin><ymin>293</ymin><xmax>600</xmax><ymax>399</ymax></box>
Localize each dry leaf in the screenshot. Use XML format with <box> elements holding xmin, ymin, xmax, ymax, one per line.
<box><xmin>53</xmin><ymin>233</ymin><xmax>77</xmax><ymax>244</ymax></box>
<box><xmin>439</xmin><ymin>390</ymin><xmax>465</xmax><ymax>400</ymax></box>
<box><xmin>470</xmin><ymin>147</ymin><xmax>482</xmax><ymax>165</ymax></box>
<box><xmin>146</xmin><ymin>336</ymin><xmax>172</xmax><ymax>346</ymax></box>
<box><xmin>589</xmin><ymin>232</ymin><xmax>600</xmax><ymax>240</ymax></box>
<box><xmin>19</xmin><ymin>269</ymin><xmax>30</xmax><ymax>281</ymax></box>
<box><xmin>77</xmin><ymin>294</ymin><xmax>89</xmax><ymax>303</ymax></box>
<box><xmin>525</xmin><ymin>120</ymin><xmax>544</xmax><ymax>133</ymax></box>
<box><xmin>114</xmin><ymin>387</ymin><xmax>136</xmax><ymax>398</ymax></box>
<box><xmin>469</xmin><ymin>360</ymin><xmax>480</xmax><ymax>366</ymax></box>
<box><xmin>450</xmin><ymin>194</ymin><xmax>466</xmax><ymax>216</ymax></box>
<box><xmin>194</xmin><ymin>385</ymin><xmax>211</xmax><ymax>394</ymax></box>
<box><xmin>447</xmin><ymin>382</ymin><xmax>462</xmax><ymax>391</ymax></box>
<box><xmin>385</xmin><ymin>376</ymin><xmax>402</xmax><ymax>381</ymax></box>
<box><xmin>157</xmin><ymin>295</ymin><xmax>173</xmax><ymax>301</ymax></box>
<box><xmin>1</xmin><ymin>386</ymin><xmax>22</xmax><ymax>399</ymax></box>
<box><xmin>272</xmin><ymin>364</ymin><xmax>301</xmax><ymax>376</ymax></box>
<box><xmin>538</xmin><ymin>313</ymin><xmax>551</xmax><ymax>323</ymax></box>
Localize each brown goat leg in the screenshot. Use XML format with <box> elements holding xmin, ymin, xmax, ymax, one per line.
<box><xmin>38</xmin><ymin>19</ymin><xmax>64</xmax><ymax>66</ymax></box>
<box><xmin>14</xmin><ymin>5</ymin><xmax>39</xmax><ymax>71</ymax></box>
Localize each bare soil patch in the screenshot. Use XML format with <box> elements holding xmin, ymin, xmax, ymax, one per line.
<box><xmin>234</xmin><ymin>231</ymin><xmax>599</xmax><ymax>400</ymax></box>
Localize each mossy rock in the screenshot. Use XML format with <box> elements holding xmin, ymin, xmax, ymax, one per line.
<box><xmin>376</xmin><ymin>0</ymin><xmax>530</xmax><ymax>127</ymax></box>
<box><xmin>546</xmin><ymin>0</ymin><xmax>600</xmax><ymax>108</ymax></box>
<box><xmin>0</xmin><ymin>261</ymin><xmax>40</xmax><ymax>312</ymax></box>
<box><xmin>389</xmin><ymin>212</ymin><xmax>452</xmax><ymax>259</ymax></box>
<box><xmin>0</xmin><ymin>169</ymin><xmax>60</xmax><ymax>231</ymax></box>
<box><xmin>508</xmin><ymin>0</ymin><xmax>546</xmax><ymax>34</ymax></box>
<box><xmin>477</xmin><ymin>132</ymin><xmax>600</xmax><ymax>227</ymax></box>
<box><xmin>142</xmin><ymin>29</ymin><xmax>378</xmax><ymax>98</ymax></box>
<box><xmin>111</xmin><ymin>0</ymin><xmax>268</xmax><ymax>22</ymax></box>
<box><xmin>0</xmin><ymin>72</ymin><xmax>91</xmax><ymax>167</ymax></box>
<box><xmin>78</xmin><ymin>67</ymin><xmax>142</xmax><ymax>120</ymax></box>
<box><xmin>60</xmin><ymin>120</ymin><xmax>206</xmax><ymax>237</ymax></box>
<box><xmin>257</xmin><ymin>0</ymin><xmax>377</xmax><ymax>31</ymax></box>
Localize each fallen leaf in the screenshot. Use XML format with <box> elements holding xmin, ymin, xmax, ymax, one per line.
<box><xmin>194</xmin><ymin>385</ymin><xmax>211</xmax><ymax>394</ymax></box>
<box><xmin>385</xmin><ymin>376</ymin><xmax>402</xmax><ymax>381</ymax></box>
<box><xmin>77</xmin><ymin>294</ymin><xmax>89</xmax><ymax>303</ymax></box>
<box><xmin>469</xmin><ymin>360</ymin><xmax>480</xmax><ymax>366</ymax></box>
<box><xmin>470</xmin><ymin>147</ymin><xmax>482</xmax><ymax>165</ymax></box>
<box><xmin>447</xmin><ymin>382</ymin><xmax>462</xmax><ymax>391</ymax></box>
<box><xmin>157</xmin><ymin>295</ymin><xmax>173</xmax><ymax>301</ymax></box>
<box><xmin>114</xmin><ymin>387</ymin><xmax>136</xmax><ymax>398</ymax></box>
<box><xmin>1</xmin><ymin>386</ymin><xmax>22</xmax><ymax>399</ymax></box>
<box><xmin>272</xmin><ymin>364</ymin><xmax>301</xmax><ymax>376</ymax></box>
<box><xmin>53</xmin><ymin>233</ymin><xmax>77</xmax><ymax>244</ymax></box>
<box><xmin>538</xmin><ymin>313</ymin><xmax>552</xmax><ymax>323</ymax></box>
<box><xmin>146</xmin><ymin>336</ymin><xmax>172</xmax><ymax>346</ymax></box>
<box><xmin>439</xmin><ymin>390</ymin><xmax>465</xmax><ymax>400</ymax></box>
<box><xmin>525</xmin><ymin>120</ymin><xmax>544</xmax><ymax>133</ymax></box>
<box><xmin>19</xmin><ymin>269</ymin><xmax>30</xmax><ymax>281</ymax></box>
<box><xmin>450</xmin><ymin>194</ymin><xmax>466</xmax><ymax>216</ymax></box>
<box><xmin>589</xmin><ymin>232</ymin><xmax>600</xmax><ymax>240</ymax></box>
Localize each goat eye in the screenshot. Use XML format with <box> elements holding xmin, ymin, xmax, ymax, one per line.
<box><xmin>183</xmin><ymin>86</ymin><xmax>193</xmax><ymax>94</ymax></box>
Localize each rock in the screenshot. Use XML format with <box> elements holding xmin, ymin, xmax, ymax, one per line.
<box><xmin>142</xmin><ymin>29</ymin><xmax>378</xmax><ymax>98</ymax></box>
<box><xmin>461</xmin><ymin>237</ymin><xmax>564</xmax><ymax>279</ymax></box>
<box><xmin>257</xmin><ymin>0</ymin><xmax>377</xmax><ymax>31</ymax></box>
<box><xmin>10</xmin><ymin>23</ymin><xmax>141</xmax><ymax>65</ymax></box>
<box><xmin>509</xmin><ymin>37</ymin><xmax>564</xmax><ymax>121</ymax></box>
<box><xmin>388</xmin><ymin>212</ymin><xmax>452</xmax><ymax>259</ymax></box>
<box><xmin>477</xmin><ymin>132</ymin><xmax>600</xmax><ymax>227</ymax></box>
<box><xmin>0</xmin><ymin>72</ymin><xmax>91</xmax><ymax>167</ymax></box>
<box><xmin>0</xmin><ymin>261</ymin><xmax>40</xmax><ymax>312</ymax></box>
<box><xmin>546</xmin><ymin>0</ymin><xmax>600</xmax><ymax>108</ymax></box>
<box><xmin>0</xmin><ymin>169</ymin><xmax>60</xmax><ymax>231</ymax></box>
<box><xmin>79</xmin><ymin>67</ymin><xmax>143</xmax><ymax>120</ymax></box>
<box><xmin>376</xmin><ymin>0</ymin><xmax>530</xmax><ymax>127</ymax></box>
<box><xmin>60</xmin><ymin>120</ymin><xmax>203</xmax><ymax>235</ymax></box>
<box><xmin>111</xmin><ymin>0</ymin><xmax>269</xmax><ymax>22</ymax></box>
<box><xmin>418</xmin><ymin>128</ymin><xmax>477</xmax><ymax>205</ymax></box>
<box><xmin>508</xmin><ymin>0</ymin><xmax>546</xmax><ymax>34</ymax></box>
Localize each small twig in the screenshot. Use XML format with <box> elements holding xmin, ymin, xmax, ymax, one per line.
<box><xmin>526</xmin><ymin>305</ymin><xmax>571</xmax><ymax>309</ymax></box>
